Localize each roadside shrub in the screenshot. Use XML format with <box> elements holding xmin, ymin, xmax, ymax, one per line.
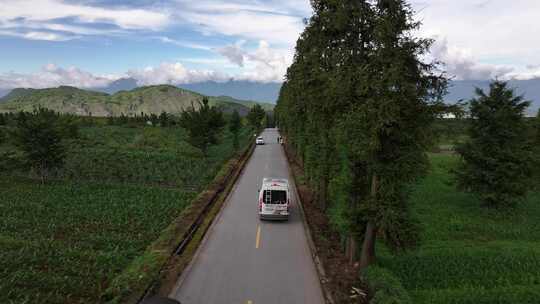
<box><xmin>361</xmin><ymin>266</ymin><xmax>412</xmax><ymax>304</ymax></box>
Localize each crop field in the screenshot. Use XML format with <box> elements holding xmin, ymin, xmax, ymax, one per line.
<box><xmin>0</xmin><ymin>178</ymin><xmax>194</xmax><ymax>303</ymax></box>
<box><xmin>378</xmin><ymin>154</ymin><xmax>540</xmax><ymax>304</ymax></box>
<box><xmin>0</xmin><ymin>123</ymin><xmax>252</xmax><ymax>303</ymax></box>
<box><xmin>4</xmin><ymin>124</ymin><xmax>252</xmax><ymax>190</ymax></box>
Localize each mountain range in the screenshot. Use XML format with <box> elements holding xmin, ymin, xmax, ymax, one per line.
<box><xmin>1</xmin><ymin>78</ymin><xmax>539</xmax><ymax>116</ymax></box>
<box><xmin>0</xmin><ymin>85</ymin><xmax>274</xmax><ymax>117</ymax></box>
<box><xmin>94</xmin><ymin>78</ymin><xmax>540</xmax><ymax>115</ymax></box>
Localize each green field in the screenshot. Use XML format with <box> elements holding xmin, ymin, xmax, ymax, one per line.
<box><xmin>378</xmin><ymin>154</ymin><xmax>540</xmax><ymax>303</ymax></box>
<box><xmin>0</xmin><ymin>123</ymin><xmax>252</xmax><ymax>303</ymax></box>
<box><xmin>0</xmin><ymin>178</ymin><xmax>194</xmax><ymax>303</ymax></box>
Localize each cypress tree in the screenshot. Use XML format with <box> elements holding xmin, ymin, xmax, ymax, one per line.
<box><xmin>456</xmin><ymin>80</ymin><xmax>532</xmax><ymax>208</ymax></box>
<box><xmin>355</xmin><ymin>0</ymin><xmax>447</xmax><ymax>268</ymax></box>
<box><xmin>229</xmin><ymin>109</ymin><xmax>241</xmax><ymax>150</ymax></box>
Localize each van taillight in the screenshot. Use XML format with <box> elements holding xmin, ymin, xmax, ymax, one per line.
<box><xmin>259</xmin><ymin>198</ymin><xmax>263</xmax><ymax>211</ymax></box>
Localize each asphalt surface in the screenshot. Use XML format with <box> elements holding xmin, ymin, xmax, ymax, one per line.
<box><xmin>171</xmin><ymin>128</ymin><xmax>325</xmax><ymax>304</ymax></box>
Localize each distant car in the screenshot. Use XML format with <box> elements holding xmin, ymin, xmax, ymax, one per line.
<box><xmin>258</xmin><ymin>178</ymin><xmax>290</xmax><ymax>220</ymax></box>
<box><xmin>256</xmin><ymin>136</ymin><xmax>265</xmax><ymax>145</ymax></box>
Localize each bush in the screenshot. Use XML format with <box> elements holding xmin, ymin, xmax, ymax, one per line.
<box><xmin>361</xmin><ymin>266</ymin><xmax>412</xmax><ymax>304</ymax></box>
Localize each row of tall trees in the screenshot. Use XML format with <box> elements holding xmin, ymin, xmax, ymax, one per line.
<box><xmin>179</xmin><ymin>98</ymin><xmax>266</xmax><ymax>154</ymax></box>
<box><xmin>107</xmin><ymin>111</ymin><xmax>174</xmax><ymax>126</ymax></box>
<box><xmin>276</xmin><ymin>0</ymin><xmax>447</xmax><ymax>267</ymax></box>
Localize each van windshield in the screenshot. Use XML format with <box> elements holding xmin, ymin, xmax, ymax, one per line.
<box><xmin>263</xmin><ymin>190</ymin><xmax>287</xmax><ymax>204</ymax></box>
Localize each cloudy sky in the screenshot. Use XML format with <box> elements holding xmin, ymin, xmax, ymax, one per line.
<box><xmin>1</xmin><ymin>0</ymin><xmax>539</xmax><ymax>89</ymax></box>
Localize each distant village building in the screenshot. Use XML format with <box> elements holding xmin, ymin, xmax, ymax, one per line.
<box><xmin>441</xmin><ymin>113</ymin><xmax>456</xmax><ymax>119</ymax></box>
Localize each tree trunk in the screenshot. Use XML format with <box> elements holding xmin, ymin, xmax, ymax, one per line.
<box><xmin>359</xmin><ymin>221</ymin><xmax>377</xmax><ymax>268</ymax></box>
<box><xmin>348</xmin><ymin>234</ymin><xmax>357</xmax><ymax>265</ymax></box>
<box><xmin>319</xmin><ymin>177</ymin><xmax>327</xmax><ymax>211</ymax></box>
<box><xmin>360</xmin><ymin>174</ymin><xmax>379</xmax><ymax>269</ymax></box>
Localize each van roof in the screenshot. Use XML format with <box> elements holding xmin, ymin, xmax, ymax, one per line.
<box><xmin>262</xmin><ymin>178</ymin><xmax>289</xmax><ymax>188</ymax></box>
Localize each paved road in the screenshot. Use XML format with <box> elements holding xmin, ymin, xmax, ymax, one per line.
<box><xmin>171</xmin><ymin>128</ymin><xmax>325</xmax><ymax>304</ymax></box>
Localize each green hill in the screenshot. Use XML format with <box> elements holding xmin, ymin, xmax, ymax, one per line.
<box><xmin>210</xmin><ymin>95</ymin><xmax>275</xmax><ymax>111</ymax></box>
<box><xmin>0</xmin><ymin>88</ymin><xmax>37</xmax><ymax>103</ymax></box>
<box><xmin>0</xmin><ymin>85</ymin><xmax>272</xmax><ymax>116</ymax></box>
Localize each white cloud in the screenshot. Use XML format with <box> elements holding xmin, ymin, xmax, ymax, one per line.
<box><xmin>0</xmin><ymin>55</ymin><xmax>288</xmax><ymax>90</ymax></box>
<box><xmin>0</xmin><ymin>0</ymin><xmax>170</xmax><ymax>40</ymax></box>
<box><xmin>216</xmin><ymin>41</ymin><xmax>247</xmax><ymax>66</ymax></box>
<box><xmin>415</xmin><ymin>0</ymin><xmax>540</xmax><ymax>79</ymax></box>
<box><xmin>238</xmin><ymin>41</ymin><xmax>290</xmax><ymax>82</ymax></box>
<box><xmin>0</xmin><ymin>64</ymin><xmax>118</xmax><ymax>89</ymax></box>
<box><xmin>430</xmin><ymin>37</ymin><xmax>514</xmax><ymax>80</ymax></box>
<box><xmin>0</xmin><ymin>29</ymin><xmax>75</xmax><ymax>41</ymax></box>
<box><xmin>173</xmin><ymin>0</ymin><xmax>306</xmax><ymax>47</ymax></box>
<box><xmin>504</xmin><ymin>68</ymin><xmax>540</xmax><ymax>81</ymax></box>
<box><xmin>180</xmin><ymin>10</ymin><xmax>303</xmax><ymax>47</ymax></box>
<box><xmin>1</xmin><ymin>19</ymin><xmax>127</xmax><ymax>37</ymax></box>
<box><xmin>24</xmin><ymin>31</ymin><xmax>74</xmax><ymax>41</ymax></box>
<box><xmin>158</xmin><ymin>36</ymin><xmax>212</xmax><ymax>50</ymax></box>
<box><xmin>215</xmin><ymin>40</ymin><xmax>291</xmax><ymax>82</ymax></box>
<box><xmin>127</xmin><ymin>62</ymin><xmax>230</xmax><ymax>85</ymax></box>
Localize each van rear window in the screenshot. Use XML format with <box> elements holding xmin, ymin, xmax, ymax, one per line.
<box><xmin>263</xmin><ymin>190</ymin><xmax>287</xmax><ymax>204</ymax></box>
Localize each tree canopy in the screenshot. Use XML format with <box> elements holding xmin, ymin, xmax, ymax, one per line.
<box><xmin>10</xmin><ymin>107</ymin><xmax>78</xmax><ymax>182</ymax></box>
<box><xmin>179</xmin><ymin>97</ymin><xmax>226</xmax><ymax>154</ymax></box>
<box><xmin>246</xmin><ymin>104</ymin><xmax>266</xmax><ymax>130</ymax></box>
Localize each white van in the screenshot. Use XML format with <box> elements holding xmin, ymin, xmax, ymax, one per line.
<box><xmin>258</xmin><ymin>178</ymin><xmax>290</xmax><ymax>220</ymax></box>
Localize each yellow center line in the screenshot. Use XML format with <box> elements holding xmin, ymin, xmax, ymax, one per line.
<box><xmin>255</xmin><ymin>225</ymin><xmax>261</xmax><ymax>249</ymax></box>
<box><xmin>247</xmin><ymin>301</ymin><xmax>253</xmax><ymax>304</ymax></box>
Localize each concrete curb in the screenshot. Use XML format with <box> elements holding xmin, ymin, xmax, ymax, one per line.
<box><xmin>282</xmin><ymin>143</ymin><xmax>336</xmax><ymax>304</ymax></box>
